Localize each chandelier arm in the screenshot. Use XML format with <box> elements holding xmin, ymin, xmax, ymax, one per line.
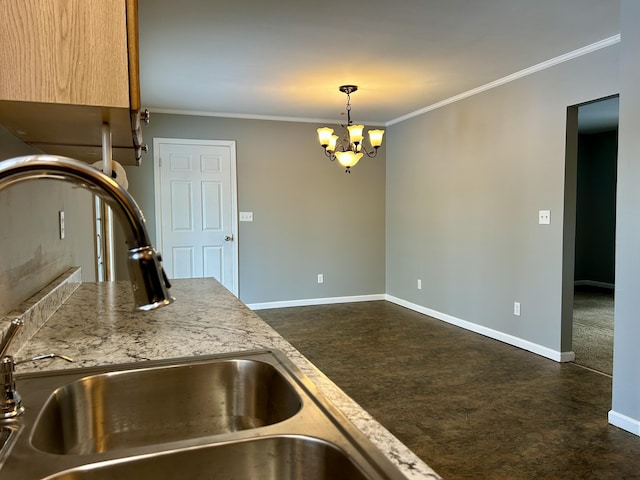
<box><xmin>338</xmin><ymin>125</ymin><xmax>351</xmax><ymax>150</ymax></box>
<box><xmin>335</xmin><ymin>143</ymin><xmax>348</xmax><ymax>152</ymax></box>
<box><xmin>364</xmin><ymin>148</ymin><xmax>379</xmax><ymax>158</ymax></box>
<box><xmin>361</xmin><ymin>144</ymin><xmax>381</xmax><ymax>158</ymax></box>
<box><xmin>322</xmin><ymin>149</ymin><xmax>336</xmax><ymax>161</ymax></box>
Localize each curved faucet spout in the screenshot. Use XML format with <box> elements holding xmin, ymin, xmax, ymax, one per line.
<box><xmin>0</xmin><ymin>155</ymin><xmax>174</xmax><ymax>311</ymax></box>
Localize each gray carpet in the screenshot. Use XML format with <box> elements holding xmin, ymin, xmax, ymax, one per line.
<box><xmin>572</xmin><ymin>286</ymin><xmax>614</xmax><ymax>375</ymax></box>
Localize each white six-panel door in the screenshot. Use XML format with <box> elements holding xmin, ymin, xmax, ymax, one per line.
<box><xmin>154</xmin><ymin>138</ymin><xmax>238</xmax><ymax>295</ymax></box>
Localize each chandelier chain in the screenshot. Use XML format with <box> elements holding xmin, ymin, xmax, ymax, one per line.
<box><xmin>345</xmin><ymin>92</ymin><xmax>352</xmax><ymax>126</ymax></box>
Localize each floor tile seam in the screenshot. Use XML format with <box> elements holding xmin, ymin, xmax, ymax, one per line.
<box><xmin>568</xmin><ymin>362</ymin><xmax>612</xmax><ymax>378</ymax></box>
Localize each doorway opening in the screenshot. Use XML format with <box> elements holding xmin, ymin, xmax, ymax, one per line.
<box><xmin>562</xmin><ymin>95</ymin><xmax>618</xmax><ymax>375</ymax></box>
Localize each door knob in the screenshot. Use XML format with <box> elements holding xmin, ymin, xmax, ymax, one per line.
<box><xmin>224</xmin><ymin>234</ymin><xmax>234</xmax><ymax>242</ymax></box>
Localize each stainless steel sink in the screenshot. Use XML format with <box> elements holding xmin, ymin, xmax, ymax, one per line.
<box><xmin>44</xmin><ymin>435</ymin><xmax>371</xmax><ymax>480</ymax></box>
<box><xmin>0</xmin><ymin>350</ymin><xmax>407</xmax><ymax>479</ymax></box>
<box><xmin>31</xmin><ymin>358</ymin><xmax>301</xmax><ymax>455</ymax></box>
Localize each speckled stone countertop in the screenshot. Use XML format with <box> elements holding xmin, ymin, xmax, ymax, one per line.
<box><xmin>10</xmin><ymin>270</ymin><xmax>441</xmax><ymax>479</ymax></box>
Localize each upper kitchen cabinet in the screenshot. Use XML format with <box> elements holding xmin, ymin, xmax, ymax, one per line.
<box><xmin>0</xmin><ymin>0</ymin><xmax>147</xmax><ymax>165</ymax></box>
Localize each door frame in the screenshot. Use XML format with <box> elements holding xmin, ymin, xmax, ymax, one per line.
<box><xmin>561</xmin><ymin>94</ymin><xmax>619</xmax><ymax>358</ymax></box>
<box><xmin>153</xmin><ymin>137</ymin><xmax>239</xmax><ymax>296</ymax></box>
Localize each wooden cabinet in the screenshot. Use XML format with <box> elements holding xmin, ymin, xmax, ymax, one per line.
<box><xmin>0</xmin><ymin>0</ymin><xmax>146</xmax><ymax>165</ymax></box>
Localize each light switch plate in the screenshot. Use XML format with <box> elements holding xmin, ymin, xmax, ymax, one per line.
<box><xmin>239</xmin><ymin>211</ymin><xmax>253</xmax><ymax>222</ymax></box>
<box><xmin>59</xmin><ymin>211</ymin><xmax>65</xmax><ymax>239</ymax></box>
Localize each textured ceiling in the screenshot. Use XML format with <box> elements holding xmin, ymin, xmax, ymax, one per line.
<box><xmin>138</xmin><ymin>0</ymin><xmax>620</xmax><ymax>126</ymax></box>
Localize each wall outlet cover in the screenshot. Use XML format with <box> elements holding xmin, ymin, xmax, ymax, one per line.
<box><xmin>538</xmin><ymin>210</ymin><xmax>551</xmax><ymax>225</ymax></box>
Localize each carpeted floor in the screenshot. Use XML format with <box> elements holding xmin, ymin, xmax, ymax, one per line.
<box><xmin>258</xmin><ymin>300</ymin><xmax>640</xmax><ymax>479</ymax></box>
<box><xmin>572</xmin><ymin>286</ymin><xmax>614</xmax><ymax>375</ymax></box>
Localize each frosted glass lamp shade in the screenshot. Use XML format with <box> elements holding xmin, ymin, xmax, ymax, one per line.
<box><xmin>327</xmin><ymin>135</ymin><xmax>339</xmax><ymax>152</ymax></box>
<box><xmin>335</xmin><ymin>151</ymin><xmax>364</xmax><ymax>168</ymax></box>
<box><xmin>347</xmin><ymin>125</ymin><xmax>364</xmax><ymax>144</ymax></box>
<box><xmin>317</xmin><ymin>127</ymin><xmax>334</xmax><ymax>147</ymax></box>
<box><xmin>368</xmin><ymin>129</ymin><xmax>384</xmax><ymax>147</ymax></box>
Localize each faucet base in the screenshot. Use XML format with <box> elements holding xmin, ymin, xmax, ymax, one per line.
<box><xmin>1</xmin><ymin>356</ymin><xmax>24</xmax><ymax>418</ymax></box>
<box><xmin>0</xmin><ymin>402</ymin><xmax>24</xmax><ymax>419</ymax></box>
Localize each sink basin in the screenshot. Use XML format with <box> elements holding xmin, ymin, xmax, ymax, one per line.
<box><xmin>0</xmin><ymin>427</ymin><xmax>15</xmax><ymax>455</ymax></box>
<box><xmin>44</xmin><ymin>435</ymin><xmax>371</xmax><ymax>480</ymax></box>
<box><xmin>31</xmin><ymin>358</ymin><xmax>301</xmax><ymax>455</ymax></box>
<box><xmin>1</xmin><ymin>350</ymin><xmax>408</xmax><ymax>480</ymax></box>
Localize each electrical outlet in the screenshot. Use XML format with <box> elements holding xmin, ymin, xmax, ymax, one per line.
<box><xmin>514</xmin><ymin>302</ymin><xmax>521</xmax><ymax>316</ymax></box>
<box><xmin>317</xmin><ymin>274</ymin><xmax>324</xmax><ymax>284</ymax></box>
<box><xmin>417</xmin><ymin>279</ymin><xmax>422</xmax><ymax>290</ymax></box>
<box><xmin>59</xmin><ymin>211</ymin><xmax>65</xmax><ymax>239</ymax></box>
<box><xmin>538</xmin><ymin>210</ymin><xmax>550</xmax><ymax>225</ymax></box>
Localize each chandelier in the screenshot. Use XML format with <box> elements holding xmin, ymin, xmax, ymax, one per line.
<box><xmin>317</xmin><ymin>85</ymin><xmax>384</xmax><ymax>173</ymax></box>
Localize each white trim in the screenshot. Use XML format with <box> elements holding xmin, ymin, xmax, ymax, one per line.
<box><xmin>559</xmin><ymin>350</ymin><xmax>576</xmax><ymax>362</ymax></box>
<box><xmin>609</xmin><ymin>410</ymin><xmax>640</xmax><ymax>436</ymax></box>
<box><xmin>247</xmin><ymin>294</ymin><xmax>386</xmax><ymax>311</ymax></box>
<box><xmin>153</xmin><ymin>137</ymin><xmax>239</xmax><ymax>296</ymax></box>
<box><xmin>386</xmin><ymin>34</ymin><xmax>621</xmax><ymax>126</ymax></box>
<box><xmin>385</xmin><ymin>295</ymin><xmax>574</xmax><ymax>362</ymax></box>
<box><xmin>147</xmin><ymin>108</ymin><xmax>385</xmax><ymax>128</ymax></box>
<box><xmin>249</xmin><ymin>291</ymin><xmax>577</xmax><ymax>362</ymax></box>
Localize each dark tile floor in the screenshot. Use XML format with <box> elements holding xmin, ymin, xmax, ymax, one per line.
<box><xmin>257</xmin><ymin>301</ymin><xmax>640</xmax><ymax>480</ymax></box>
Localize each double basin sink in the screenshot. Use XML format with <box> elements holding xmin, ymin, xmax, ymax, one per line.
<box><xmin>0</xmin><ymin>350</ymin><xmax>407</xmax><ymax>479</ymax></box>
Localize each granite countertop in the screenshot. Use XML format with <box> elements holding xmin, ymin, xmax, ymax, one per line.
<box><xmin>10</xmin><ymin>270</ymin><xmax>441</xmax><ymax>480</ymax></box>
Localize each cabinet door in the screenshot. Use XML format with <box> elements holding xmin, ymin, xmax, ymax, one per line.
<box><xmin>0</xmin><ymin>0</ymin><xmax>130</xmax><ymax>108</ymax></box>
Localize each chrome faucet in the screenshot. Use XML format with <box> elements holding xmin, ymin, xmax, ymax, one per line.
<box><xmin>0</xmin><ymin>154</ymin><xmax>175</xmax><ymax>418</ymax></box>
<box><xmin>1</xmin><ymin>319</ymin><xmax>24</xmax><ymax>418</ymax></box>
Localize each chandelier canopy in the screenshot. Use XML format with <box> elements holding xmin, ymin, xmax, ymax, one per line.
<box><xmin>317</xmin><ymin>85</ymin><xmax>384</xmax><ymax>173</ymax></box>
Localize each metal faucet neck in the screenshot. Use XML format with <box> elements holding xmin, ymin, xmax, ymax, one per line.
<box><xmin>0</xmin><ymin>155</ymin><xmax>174</xmax><ymax>311</ymax></box>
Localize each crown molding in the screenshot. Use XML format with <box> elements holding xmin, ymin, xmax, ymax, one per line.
<box><xmin>386</xmin><ymin>34</ymin><xmax>621</xmax><ymax>126</ymax></box>
<box><xmin>146</xmin><ymin>108</ymin><xmax>385</xmax><ymax>127</ymax></box>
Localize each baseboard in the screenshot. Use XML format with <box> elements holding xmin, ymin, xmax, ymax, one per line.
<box><xmin>385</xmin><ymin>295</ymin><xmax>573</xmax><ymax>362</ymax></box>
<box><xmin>574</xmin><ymin>280</ymin><xmax>615</xmax><ymax>289</ymax></box>
<box><xmin>609</xmin><ymin>410</ymin><xmax>640</xmax><ymax>436</ymax></box>
<box><xmin>247</xmin><ymin>294</ymin><xmax>386</xmax><ymax>311</ymax></box>
<box><xmin>248</xmin><ymin>292</ymin><xmax>574</xmax><ymax>362</ymax></box>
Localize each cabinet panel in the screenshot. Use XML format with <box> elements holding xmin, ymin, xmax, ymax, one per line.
<box><xmin>0</xmin><ymin>0</ymin><xmax>144</xmax><ymax>165</ymax></box>
<box><xmin>0</xmin><ymin>0</ymin><xmax>130</xmax><ymax>108</ymax></box>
